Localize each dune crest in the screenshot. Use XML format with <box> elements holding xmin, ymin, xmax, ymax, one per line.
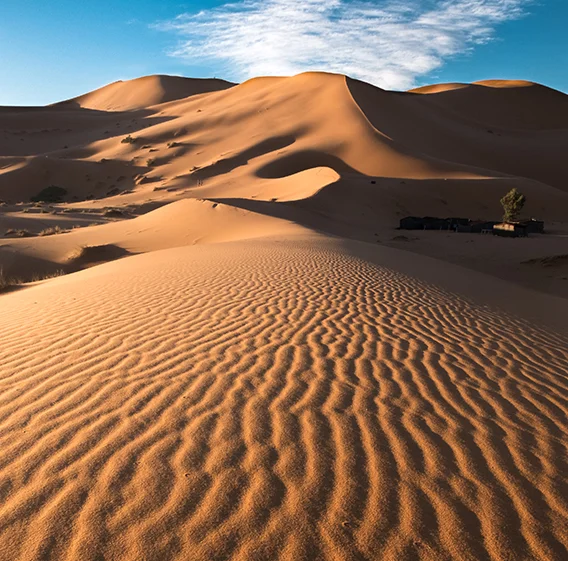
<box><xmin>56</xmin><ymin>74</ymin><xmax>236</xmax><ymax>111</ymax></box>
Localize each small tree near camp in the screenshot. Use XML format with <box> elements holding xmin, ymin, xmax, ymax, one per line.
<box><xmin>500</xmin><ymin>188</ymin><xmax>526</xmax><ymax>223</ymax></box>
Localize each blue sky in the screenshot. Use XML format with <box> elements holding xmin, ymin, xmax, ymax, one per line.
<box><xmin>1</xmin><ymin>0</ymin><xmax>566</xmax><ymax>106</ymax></box>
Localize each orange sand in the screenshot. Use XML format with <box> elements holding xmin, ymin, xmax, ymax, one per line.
<box><xmin>1</xmin><ymin>73</ymin><xmax>567</xmax><ymax>561</ymax></box>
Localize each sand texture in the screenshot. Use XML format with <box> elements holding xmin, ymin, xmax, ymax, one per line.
<box><xmin>1</xmin><ymin>73</ymin><xmax>568</xmax><ymax>560</ymax></box>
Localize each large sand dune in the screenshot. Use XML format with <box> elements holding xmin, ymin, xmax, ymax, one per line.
<box><xmin>1</xmin><ymin>72</ymin><xmax>567</xmax><ymax>560</ymax></box>
<box><xmin>56</xmin><ymin>74</ymin><xmax>236</xmax><ymax>111</ymax></box>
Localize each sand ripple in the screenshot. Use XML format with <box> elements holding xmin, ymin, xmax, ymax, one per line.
<box><xmin>0</xmin><ymin>238</ymin><xmax>566</xmax><ymax>561</ymax></box>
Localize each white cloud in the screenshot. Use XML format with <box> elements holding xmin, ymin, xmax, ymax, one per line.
<box><xmin>156</xmin><ymin>0</ymin><xmax>530</xmax><ymax>90</ymax></box>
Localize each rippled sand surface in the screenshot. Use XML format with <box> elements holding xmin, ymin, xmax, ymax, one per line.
<box><xmin>1</xmin><ymin>237</ymin><xmax>566</xmax><ymax>561</ymax></box>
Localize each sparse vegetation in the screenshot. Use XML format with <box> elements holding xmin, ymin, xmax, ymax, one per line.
<box><xmin>167</xmin><ymin>141</ymin><xmax>181</xmax><ymax>149</ymax></box>
<box><xmin>103</xmin><ymin>208</ymin><xmax>126</xmax><ymax>218</ymax></box>
<box><xmin>121</xmin><ymin>135</ymin><xmax>137</xmax><ymax>144</ymax></box>
<box><xmin>0</xmin><ymin>267</ymin><xmax>15</xmax><ymax>292</ymax></box>
<box><xmin>39</xmin><ymin>225</ymin><xmax>66</xmax><ymax>236</ymax></box>
<box><xmin>5</xmin><ymin>228</ymin><xmax>31</xmax><ymax>238</ymax></box>
<box><xmin>501</xmin><ymin>188</ymin><xmax>526</xmax><ymax>222</ymax></box>
<box><xmin>30</xmin><ymin>185</ymin><xmax>67</xmax><ymax>203</ymax></box>
<box><xmin>146</xmin><ymin>158</ymin><xmax>157</xmax><ymax>167</ymax></box>
<box><xmin>29</xmin><ymin>270</ymin><xmax>64</xmax><ymax>282</ymax></box>
<box><xmin>0</xmin><ymin>267</ymin><xmax>64</xmax><ymax>292</ymax></box>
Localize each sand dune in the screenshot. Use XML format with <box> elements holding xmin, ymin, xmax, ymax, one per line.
<box><xmin>0</xmin><ymin>198</ymin><xmax>307</xmax><ymax>282</ymax></box>
<box><xmin>350</xmin><ymin>78</ymin><xmax>568</xmax><ymax>190</ymax></box>
<box><xmin>1</xmin><ymin>72</ymin><xmax>568</xmax><ymax>560</ymax></box>
<box><xmin>56</xmin><ymin>74</ymin><xmax>236</xmax><ymax>111</ymax></box>
<box><xmin>410</xmin><ymin>79</ymin><xmax>568</xmax><ymax>130</ymax></box>
<box><xmin>1</xmin><ymin>236</ymin><xmax>567</xmax><ymax>561</ymax></box>
<box><xmin>3</xmin><ymin>72</ymin><xmax>567</xmax><ymax>206</ymax></box>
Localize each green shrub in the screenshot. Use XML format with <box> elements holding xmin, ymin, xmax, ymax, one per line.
<box><xmin>500</xmin><ymin>188</ymin><xmax>526</xmax><ymax>222</ymax></box>
<box><xmin>121</xmin><ymin>135</ymin><xmax>137</xmax><ymax>144</ymax></box>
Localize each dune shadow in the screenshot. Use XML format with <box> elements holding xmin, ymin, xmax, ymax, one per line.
<box><xmin>0</xmin><ymin>242</ymin><xmax>134</xmax><ymax>292</ymax></box>
<box><xmin>255</xmin><ymin>150</ymin><xmax>358</xmax><ymax>179</ymax></box>
<box><xmin>0</xmin><ymin>248</ymin><xmax>67</xmax><ymax>286</ymax></box>
<box><xmin>345</xmin><ymin>76</ymin><xmax>568</xmax><ymax>191</ymax></box>
<box><xmin>67</xmin><ymin>244</ymin><xmax>133</xmax><ymax>271</ymax></box>
<box><xmin>0</xmin><ymin>105</ymin><xmax>177</xmax><ymax>158</ymax></box>
<box><xmin>191</xmin><ymin>135</ymin><xmax>299</xmax><ymax>181</ymax></box>
<box><xmin>208</xmin><ymin>173</ymin><xmax>557</xmax><ymax>242</ymax></box>
<box><xmin>0</xmin><ymin>156</ymin><xmax>150</xmax><ymax>204</ymax></box>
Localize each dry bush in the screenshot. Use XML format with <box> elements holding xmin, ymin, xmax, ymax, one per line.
<box><xmin>30</xmin><ymin>270</ymin><xmax>64</xmax><ymax>282</ymax></box>
<box><xmin>5</xmin><ymin>229</ymin><xmax>31</xmax><ymax>238</ymax></box>
<box><xmin>1</xmin><ymin>267</ymin><xmax>64</xmax><ymax>292</ymax></box>
<box><xmin>39</xmin><ymin>225</ymin><xmax>66</xmax><ymax>237</ymax></box>
<box><xmin>103</xmin><ymin>208</ymin><xmax>126</xmax><ymax>218</ymax></box>
<box><xmin>0</xmin><ymin>267</ymin><xmax>14</xmax><ymax>291</ymax></box>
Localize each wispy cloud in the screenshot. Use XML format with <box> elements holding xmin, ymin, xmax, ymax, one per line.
<box><xmin>156</xmin><ymin>0</ymin><xmax>530</xmax><ymax>90</ymax></box>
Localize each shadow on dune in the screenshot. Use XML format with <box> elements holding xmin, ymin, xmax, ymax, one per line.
<box><xmin>345</xmin><ymin>76</ymin><xmax>568</xmax><ymax>191</ymax></box>
<box><xmin>255</xmin><ymin>150</ymin><xmax>359</xmax><ymax>179</ymax></box>
<box><xmin>408</xmin><ymin>80</ymin><xmax>568</xmax><ymax>130</ymax></box>
<box><xmin>0</xmin><ymin>105</ymin><xmax>177</xmax><ymax>157</ymax></box>
<box><xmin>66</xmin><ymin>244</ymin><xmax>133</xmax><ymax>270</ymax></box>
<box><xmin>0</xmin><ymin>243</ymin><xmax>134</xmax><ymax>294</ymax></box>
<box><xmin>0</xmin><ymin>249</ymin><xmax>67</xmax><ymax>286</ymax></box>
<box><xmin>191</xmin><ymin>135</ymin><xmax>300</xmax><ymax>180</ymax></box>
<box><xmin>0</xmin><ymin>156</ymin><xmax>150</xmax><ymax>203</ymax></box>
<box><xmin>210</xmin><ymin>173</ymin><xmax>568</xmax><ymax>241</ymax></box>
<box><xmin>0</xmin><ymin>283</ymin><xmax>25</xmax><ymax>295</ymax></box>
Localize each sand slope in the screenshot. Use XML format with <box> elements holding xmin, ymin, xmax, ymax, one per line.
<box><xmin>0</xmin><ymin>198</ymin><xmax>306</xmax><ymax>281</ymax></box>
<box><xmin>1</xmin><ymin>236</ymin><xmax>567</xmax><ymax>561</ymax></box>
